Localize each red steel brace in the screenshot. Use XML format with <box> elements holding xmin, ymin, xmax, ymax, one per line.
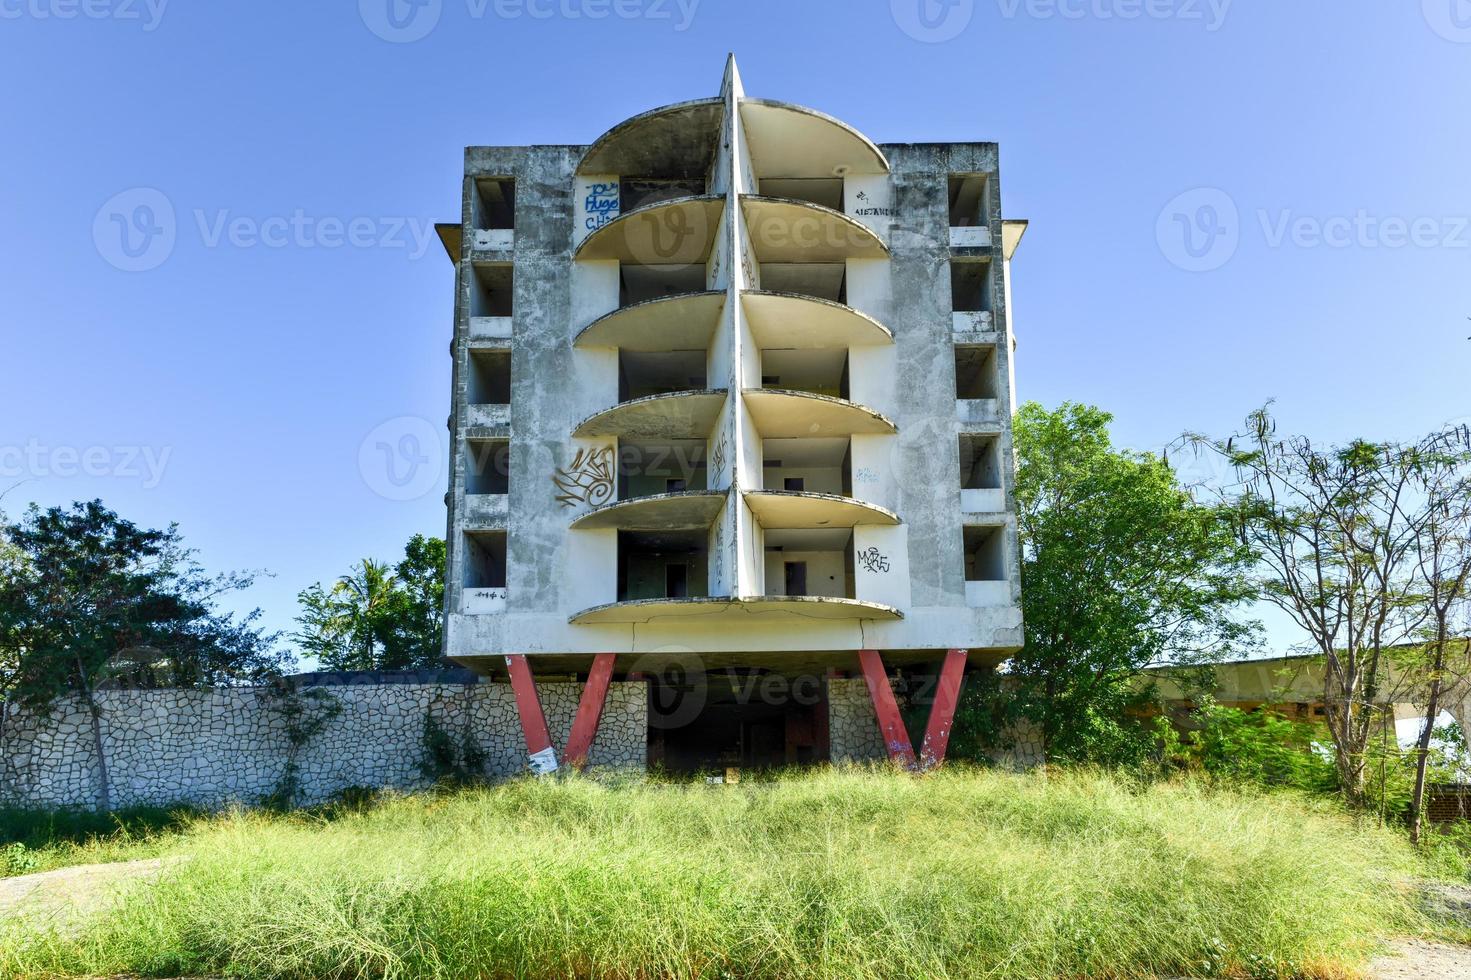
<box><xmin>919</xmin><ymin>649</ymin><xmax>969</xmax><ymax>770</ymax></box>
<box><xmin>564</xmin><ymin>653</ymin><xmax>616</xmax><ymax>769</ymax></box>
<box><xmin>858</xmin><ymin>649</ymin><xmax>917</xmax><ymax>768</ymax></box>
<box><xmin>504</xmin><ymin>654</ymin><xmax>558</xmax><ymax>774</ymax></box>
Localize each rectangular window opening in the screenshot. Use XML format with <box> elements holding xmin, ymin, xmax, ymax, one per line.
<box><xmin>950</xmin><ymin>259</ymin><xmax>991</xmax><ymax>313</ymax></box>
<box><xmin>760</xmin><ymin>348</ymin><xmax>849</xmax><ymax>398</ymax></box>
<box><xmin>619</xmin><ymin>264</ymin><xmax>707</xmax><ymax>307</ymax></box>
<box><xmin>618</xmin><ymin>349</ymin><xmax>707</xmax><ymax>401</ymax></box>
<box><xmin>468</xmin><ymin>349</ymin><xmax>511</xmax><ymax>405</ymax></box>
<box><xmin>471</xmin><ymin>262</ymin><xmax>513</xmax><ymax>317</ymax></box>
<box><xmin>963</xmin><ymin>526</ymin><xmax>1006</xmax><ymax>582</ymax></box>
<box><xmin>474</xmin><ymin>178</ymin><xmax>515</xmax><ymax>230</ymax></box>
<box><xmin>948</xmin><ymin>174</ymin><xmax>990</xmax><ymax>227</ymax></box>
<box><xmin>464</xmin><ymin>530</ymin><xmax>507</xmax><ymax>589</ymax></box>
<box><xmin>959</xmin><ymin>435</ymin><xmax>1001</xmax><ymax>490</ymax></box>
<box><xmin>954</xmin><ymin>345</ymin><xmax>998</xmax><ymax>400</ymax></box>
<box><xmin>466</xmin><ymin>438</ymin><xmax>510</xmax><ymax>495</ymax></box>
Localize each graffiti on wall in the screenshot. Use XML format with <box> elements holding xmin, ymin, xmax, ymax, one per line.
<box><xmin>856</xmin><ymin>547</ymin><xmax>890</xmax><ymax>575</ymax></box>
<box><xmin>584</xmin><ymin>182</ymin><xmax>619</xmax><ymax>232</ymax></box>
<box><xmin>553</xmin><ymin>446</ymin><xmax>615</xmax><ymax>508</ymax></box>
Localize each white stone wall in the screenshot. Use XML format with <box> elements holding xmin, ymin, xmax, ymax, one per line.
<box><xmin>0</xmin><ymin>682</ymin><xmax>647</xmax><ymax>810</ymax></box>
<box><xmin>828</xmin><ymin>678</ymin><xmax>886</xmax><ymax>762</ymax></box>
<box><xmin>826</xmin><ymin>676</ymin><xmax>1044</xmax><ymax>769</ymax></box>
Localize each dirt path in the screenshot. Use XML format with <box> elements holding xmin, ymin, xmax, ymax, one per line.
<box><xmin>1368</xmin><ymin>937</ymin><xmax>1471</xmax><ymax>978</ymax></box>
<box><xmin>1366</xmin><ymin>882</ymin><xmax>1471</xmax><ymax>979</ymax></box>
<box><xmin>0</xmin><ymin>859</ymin><xmax>169</xmax><ymax>928</ymax></box>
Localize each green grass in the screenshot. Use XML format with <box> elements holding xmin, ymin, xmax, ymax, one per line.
<box><xmin>0</xmin><ymin>805</ymin><xmax>198</xmax><ymax>878</ymax></box>
<box><xmin>0</xmin><ymin>767</ymin><xmax>1437</xmax><ymax>979</ymax></box>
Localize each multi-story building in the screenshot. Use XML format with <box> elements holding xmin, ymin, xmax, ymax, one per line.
<box><xmin>437</xmin><ymin>57</ymin><xmax>1027</xmax><ymax>774</ymax></box>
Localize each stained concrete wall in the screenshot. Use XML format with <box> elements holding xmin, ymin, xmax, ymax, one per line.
<box><xmin>0</xmin><ymin>681</ymin><xmax>647</xmax><ymax>811</ymax></box>
<box><xmin>445</xmin><ymin>76</ymin><xmax>1025</xmax><ymax>664</ymax></box>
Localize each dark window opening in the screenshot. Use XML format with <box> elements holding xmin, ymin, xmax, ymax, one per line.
<box><xmin>620</xmin><ymin>177</ymin><xmax>707</xmax><ymax>213</ymax></box>
<box><xmin>951</xmin><ymin>259</ymin><xmax>991</xmax><ymax>313</ymax></box>
<box><xmin>617</xmin><ymin>529</ymin><xmax>708</xmax><ymax>602</ymax></box>
<box><xmin>466</xmin><ymin>438</ymin><xmax>510</xmax><ymax>495</ymax></box>
<box><xmin>763</xmin><ymin>437</ymin><xmax>852</xmax><ymax>496</ymax></box>
<box><xmin>619</xmin><ymin>264</ymin><xmax>708</xmax><ymax>307</ymax></box>
<box><xmin>666</xmin><ymin>564</ymin><xmax>690</xmax><ymax>599</ymax></box>
<box><xmin>468</xmin><ymin>349</ymin><xmax>511</xmax><ymax>405</ymax></box>
<box><xmin>618</xmin><ymin>349</ymin><xmax>707</xmax><ymax>401</ymax></box>
<box><xmin>760</xmin><ymin>348</ymin><xmax>849</xmax><ymax>399</ymax></box>
<box><xmin>474</xmin><ymin>178</ymin><xmax>515</xmax><ymax>230</ymax></box>
<box><xmin>464</xmin><ymin>531</ymin><xmax>507</xmax><ymax>589</ymax></box>
<box><xmin>963</xmin><ymin>525</ymin><xmax>1006</xmax><ymax>582</ymax></box>
<box><xmin>757</xmin><ymin>264</ymin><xmax>847</xmax><ymax>304</ymax></box>
<box><xmin>948</xmin><ymin>174</ymin><xmax>989</xmax><ymax>227</ymax></box>
<box><xmin>758</xmin><ymin>178</ymin><xmax>844</xmax><ymax>211</ymax></box>
<box><xmin>959</xmin><ymin>435</ymin><xmax>1001</xmax><ymax>490</ymax></box>
<box><xmin>954</xmin><ymin>345</ymin><xmax>998</xmax><ymax>400</ymax></box>
<box><xmin>471</xmin><ymin>262</ymin><xmax>513</xmax><ymax>317</ymax></box>
<box><xmin>618</xmin><ymin>440</ymin><xmax>707</xmax><ymax>499</ymax></box>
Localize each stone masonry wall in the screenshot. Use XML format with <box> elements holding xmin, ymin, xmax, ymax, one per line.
<box><xmin>0</xmin><ymin>681</ymin><xmax>647</xmax><ymax>810</ymax></box>
<box><xmin>826</xmin><ymin>676</ymin><xmax>1044</xmax><ymax>769</ymax></box>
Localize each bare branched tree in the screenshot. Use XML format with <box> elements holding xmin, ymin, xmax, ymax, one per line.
<box><xmin>1405</xmin><ymin>423</ymin><xmax>1471</xmax><ymax>843</ymax></box>
<box><xmin>1186</xmin><ymin>408</ymin><xmax>1445</xmax><ymax>806</ymax></box>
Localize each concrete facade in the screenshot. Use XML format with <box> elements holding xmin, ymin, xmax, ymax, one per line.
<box><xmin>439</xmin><ymin>58</ymin><xmax>1028</xmax><ymax>771</ymax></box>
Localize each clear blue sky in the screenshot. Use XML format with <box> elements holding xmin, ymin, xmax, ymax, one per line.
<box><xmin>1</xmin><ymin>1</ymin><xmax>1467</xmax><ymax>659</ymax></box>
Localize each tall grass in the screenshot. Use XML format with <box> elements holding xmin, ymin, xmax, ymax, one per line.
<box><xmin>0</xmin><ymin>767</ymin><xmax>1428</xmax><ymax>979</ymax></box>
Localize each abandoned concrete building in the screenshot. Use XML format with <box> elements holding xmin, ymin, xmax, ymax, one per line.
<box><xmin>437</xmin><ymin>57</ymin><xmax>1029</xmax><ymax>774</ymax></box>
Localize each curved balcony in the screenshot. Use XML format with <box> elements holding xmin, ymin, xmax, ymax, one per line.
<box><xmin>744</xmin><ymin>490</ymin><xmax>899</xmax><ymax>529</ymax></box>
<box><xmin>741</xmin><ymin>291</ymin><xmax>892</xmax><ymax>348</ymax></box>
<box><xmin>742</xmin><ymin>389</ymin><xmax>896</xmax><ymax>438</ymax></box>
<box><xmin>739</xmin><ymin>99</ymin><xmax>890</xmax><ymax>178</ymax></box>
<box><xmin>574</xmin><ymin>291</ymin><xmax>726</xmax><ymax>351</ymax></box>
<box><xmin>741</xmin><ymin>196</ymin><xmax>888</xmax><ymax>263</ymax></box>
<box><xmin>570</xmin><ymin>490</ymin><xmax>726</xmax><ymax>531</ymax></box>
<box><xmin>573</xmin><ymin>389</ymin><xmax>727</xmax><ymax>440</ymax></box>
<box><xmin>575</xmin><ymin>194</ymin><xmax>724</xmax><ymax>265</ymax></box>
<box><xmin>578</xmin><ymin>97</ymin><xmax>725</xmax><ymax>178</ymax></box>
<box><xmin>569</xmin><ymin>595</ymin><xmax>902</xmax><ymax>626</ymax></box>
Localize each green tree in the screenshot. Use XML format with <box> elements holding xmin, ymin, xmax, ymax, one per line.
<box><xmin>1009</xmin><ymin>403</ymin><xmax>1259</xmax><ymax>763</ymax></box>
<box><xmin>1190</xmin><ymin>409</ymin><xmax>1471</xmax><ymax>807</ymax></box>
<box><xmin>0</xmin><ymin>500</ymin><xmax>286</xmax><ymax>809</ymax></box>
<box><xmin>295</xmin><ymin>536</ymin><xmax>446</xmax><ymax>671</ymax></box>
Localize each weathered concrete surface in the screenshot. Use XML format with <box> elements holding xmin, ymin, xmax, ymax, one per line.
<box><xmin>445</xmin><ymin>60</ymin><xmax>1026</xmax><ymax>666</ymax></box>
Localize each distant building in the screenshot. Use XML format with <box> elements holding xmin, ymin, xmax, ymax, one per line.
<box><xmin>437</xmin><ymin>57</ymin><xmax>1029</xmax><ymax>774</ymax></box>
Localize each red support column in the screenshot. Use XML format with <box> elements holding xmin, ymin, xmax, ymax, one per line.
<box><xmin>564</xmin><ymin>653</ymin><xmax>616</xmax><ymax>769</ymax></box>
<box><xmin>919</xmin><ymin>649</ymin><xmax>969</xmax><ymax>770</ymax></box>
<box><xmin>857</xmin><ymin>650</ymin><xmax>917</xmax><ymax>769</ymax></box>
<box><xmin>504</xmin><ymin>654</ymin><xmax>558</xmax><ymax>774</ymax></box>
